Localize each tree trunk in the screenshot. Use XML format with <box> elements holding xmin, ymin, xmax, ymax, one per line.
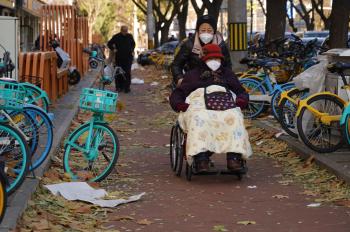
<box><xmin>178</xmin><ymin>0</ymin><xmax>188</xmax><ymax>41</ymax></box>
<box><xmin>160</xmin><ymin>22</ymin><xmax>172</xmax><ymax>45</ymax></box>
<box><xmin>329</xmin><ymin>0</ymin><xmax>350</xmax><ymax>48</ymax></box>
<box><xmin>305</xmin><ymin>11</ymin><xmax>315</xmax><ymax>31</ymax></box>
<box><xmin>265</xmin><ymin>0</ymin><xmax>287</xmax><ymax>49</ymax></box>
<box><xmin>204</xmin><ymin>0</ymin><xmax>223</xmax><ymax>23</ymax></box>
<box><xmin>154</xmin><ymin>23</ymin><xmax>160</xmax><ymax>48</ymax></box>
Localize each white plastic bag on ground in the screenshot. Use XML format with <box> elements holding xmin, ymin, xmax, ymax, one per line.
<box><xmin>131</xmin><ymin>77</ymin><xmax>144</xmax><ymax>84</ymax></box>
<box><xmin>45</xmin><ymin>182</ymin><xmax>145</xmax><ymax>208</ymax></box>
<box><xmin>291</xmin><ymin>58</ymin><xmax>328</xmax><ymax>94</ymax></box>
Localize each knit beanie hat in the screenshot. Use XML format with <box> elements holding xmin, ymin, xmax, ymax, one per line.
<box><xmin>201</xmin><ymin>44</ymin><xmax>224</xmax><ymax>61</ymax></box>
<box><xmin>196</xmin><ymin>15</ymin><xmax>217</xmax><ymax>32</ymax></box>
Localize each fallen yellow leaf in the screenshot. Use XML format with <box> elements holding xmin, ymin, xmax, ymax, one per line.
<box><xmin>137</xmin><ymin>219</ymin><xmax>152</xmax><ymax>225</ymax></box>
<box><xmin>272</xmin><ymin>195</ymin><xmax>289</xmax><ymax>199</ymax></box>
<box><xmin>237</xmin><ymin>220</ymin><xmax>256</xmax><ymax>225</ymax></box>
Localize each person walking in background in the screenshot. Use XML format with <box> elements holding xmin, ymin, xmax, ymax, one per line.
<box><xmin>107</xmin><ymin>26</ymin><xmax>135</xmax><ymax>93</ymax></box>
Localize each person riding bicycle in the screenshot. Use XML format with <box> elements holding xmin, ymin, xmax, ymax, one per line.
<box><xmin>169</xmin><ymin>44</ymin><xmax>252</xmax><ymax>172</ymax></box>
<box><xmin>171</xmin><ymin>15</ymin><xmax>232</xmax><ymax>87</ymax></box>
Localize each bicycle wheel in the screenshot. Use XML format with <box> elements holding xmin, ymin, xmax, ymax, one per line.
<box><xmin>22</xmin><ymin>105</ymin><xmax>53</xmax><ymax>171</ymax></box>
<box><xmin>240</xmin><ymin>79</ymin><xmax>267</xmax><ymax>119</ymax></box>
<box><xmin>271</xmin><ymin>84</ymin><xmax>295</xmax><ymax>120</ymax></box>
<box><xmin>63</xmin><ymin>122</ymin><xmax>119</xmax><ymax>182</ymax></box>
<box><xmin>0</xmin><ymin>123</ymin><xmax>30</xmax><ymax>195</ymax></box>
<box><xmin>297</xmin><ymin>94</ymin><xmax>345</xmax><ymax>153</ymax></box>
<box><xmin>340</xmin><ymin>113</ymin><xmax>350</xmax><ymax>146</ymax></box>
<box><xmin>68</xmin><ymin>69</ymin><xmax>81</xmax><ymax>85</ymax></box>
<box><xmin>0</xmin><ymin>170</ymin><xmax>6</xmax><ymax>223</ymax></box>
<box><xmin>277</xmin><ymin>88</ymin><xmax>308</xmax><ymax>138</ymax></box>
<box><xmin>22</xmin><ymin>84</ymin><xmax>50</xmax><ymax>112</ymax></box>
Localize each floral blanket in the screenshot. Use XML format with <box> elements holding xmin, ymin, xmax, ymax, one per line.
<box><xmin>178</xmin><ymin>85</ymin><xmax>253</xmax><ymax>164</ymax></box>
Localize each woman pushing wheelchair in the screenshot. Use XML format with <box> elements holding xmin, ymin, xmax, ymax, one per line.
<box><xmin>169</xmin><ymin>44</ymin><xmax>252</xmax><ymax>176</ymax></box>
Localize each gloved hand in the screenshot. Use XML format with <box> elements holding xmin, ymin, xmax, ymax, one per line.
<box><xmin>176</xmin><ymin>103</ymin><xmax>190</xmax><ymax>112</ymax></box>
<box><xmin>236</xmin><ymin>97</ymin><xmax>248</xmax><ymax>109</ymax></box>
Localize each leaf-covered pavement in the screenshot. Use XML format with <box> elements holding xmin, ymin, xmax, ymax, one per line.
<box><xmin>16</xmin><ymin>66</ymin><xmax>350</xmax><ymax>232</ymax></box>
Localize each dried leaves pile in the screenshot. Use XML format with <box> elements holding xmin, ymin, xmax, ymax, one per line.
<box><xmin>248</xmin><ymin>123</ymin><xmax>350</xmax><ymax>205</ymax></box>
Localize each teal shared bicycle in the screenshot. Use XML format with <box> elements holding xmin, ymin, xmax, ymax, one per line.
<box><xmin>0</xmin><ymin>81</ymin><xmax>30</xmax><ymax>195</ymax></box>
<box><xmin>63</xmin><ymin>69</ymin><xmax>120</xmax><ymax>182</ymax></box>
<box><xmin>0</xmin><ymin>43</ymin><xmax>50</xmax><ymax>112</ymax></box>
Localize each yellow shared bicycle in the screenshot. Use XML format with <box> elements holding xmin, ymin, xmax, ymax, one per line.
<box><xmin>277</xmin><ymin>62</ymin><xmax>349</xmax><ymax>153</ymax></box>
<box><xmin>0</xmin><ymin>161</ymin><xmax>7</xmax><ymax>223</ymax></box>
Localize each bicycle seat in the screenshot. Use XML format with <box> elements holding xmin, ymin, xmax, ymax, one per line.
<box><xmin>327</xmin><ymin>62</ymin><xmax>350</xmax><ymax>74</ymax></box>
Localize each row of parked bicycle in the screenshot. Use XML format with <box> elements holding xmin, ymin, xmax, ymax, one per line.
<box><xmin>0</xmin><ymin>43</ymin><xmax>121</xmax><ymax>223</ymax></box>
<box><xmin>239</xmin><ymin>58</ymin><xmax>350</xmax><ymax>154</ymax></box>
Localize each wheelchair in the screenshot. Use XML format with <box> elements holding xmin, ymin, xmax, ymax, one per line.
<box><xmin>170</xmin><ymin>121</ymin><xmax>248</xmax><ymax>181</ymax></box>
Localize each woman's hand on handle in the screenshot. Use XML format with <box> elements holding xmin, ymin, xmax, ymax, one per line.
<box><xmin>176</xmin><ymin>103</ymin><xmax>190</xmax><ymax>112</ymax></box>
<box><xmin>236</xmin><ymin>97</ymin><xmax>248</xmax><ymax>109</ymax></box>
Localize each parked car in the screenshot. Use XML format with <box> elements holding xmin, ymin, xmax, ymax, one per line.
<box><xmin>320</xmin><ymin>33</ymin><xmax>350</xmax><ymax>51</ymax></box>
<box><xmin>137</xmin><ymin>41</ymin><xmax>179</xmax><ymax>66</ymax></box>
<box><xmin>302</xmin><ymin>31</ymin><xmax>329</xmax><ymax>46</ymax></box>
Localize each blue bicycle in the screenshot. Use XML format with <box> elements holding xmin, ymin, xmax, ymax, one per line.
<box><xmin>239</xmin><ymin>59</ymin><xmax>295</xmax><ymax>119</ymax></box>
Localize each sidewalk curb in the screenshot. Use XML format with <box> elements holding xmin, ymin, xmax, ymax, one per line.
<box><xmin>253</xmin><ymin>120</ymin><xmax>350</xmax><ymax>186</ymax></box>
<box><xmin>0</xmin><ymin>72</ymin><xmax>97</xmax><ymax>231</ymax></box>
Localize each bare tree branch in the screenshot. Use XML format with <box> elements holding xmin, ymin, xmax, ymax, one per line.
<box><xmin>190</xmin><ymin>0</ymin><xmax>205</xmax><ymax>16</ymax></box>
<box><xmin>131</xmin><ymin>0</ymin><xmax>147</xmax><ymax>14</ymax></box>
<box><xmin>257</xmin><ymin>0</ymin><xmax>267</xmax><ymax>16</ymax></box>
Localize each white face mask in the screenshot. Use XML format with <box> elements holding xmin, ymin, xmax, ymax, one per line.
<box><xmin>199</xmin><ymin>33</ymin><xmax>214</xmax><ymax>44</ymax></box>
<box><xmin>206</xmin><ymin>60</ymin><xmax>221</xmax><ymax>71</ymax></box>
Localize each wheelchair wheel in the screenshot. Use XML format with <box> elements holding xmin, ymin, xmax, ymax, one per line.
<box><xmin>169</xmin><ymin>125</ymin><xmax>177</xmax><ymax>172</ymax></box>
<box><xmin>174</xmin><ymin>126</ymin><xmax>184</xmax><ymax>177</ymax></box>
<box><xmin>185</xmin><ymin>163</ymin><xmax>192</xmax><ymax>181</ymax></box>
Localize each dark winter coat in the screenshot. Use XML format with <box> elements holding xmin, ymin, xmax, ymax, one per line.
<box><xmin>107</xmin><ymin>33</ymin><xmax>135</xmax><ymax>62</ymax></box>
<box><xmin>169</xmin><ymin>65</ymin><xmax>248</xmax><ymax>112</ymax></box>
<box><xmin>171</xmin><ymin>34</ymin><xmax>232</xmax><ymax>83</ymax></box>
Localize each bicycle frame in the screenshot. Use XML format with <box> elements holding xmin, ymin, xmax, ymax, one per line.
<box><xmin>296</xmin><ymin>92</ymin><xmax>346</xmax><ymax>125</ymax></box>
<box><xmin>65</xmin><ymin>112</ymin><xmax>106</xmax><ymax>160</ymax></box>
<box><xmin>278</xmin><ymin>88</ymin><xmax>299</xmax><ymax>106</ymax></box>
<box><xmin>248</xmin><ymin>70</ymin><xmax>295</xmax><ymax>102</ymax></box>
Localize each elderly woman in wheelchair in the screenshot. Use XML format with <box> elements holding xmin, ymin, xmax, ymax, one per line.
<box><xmin>169</xmin><ymin>44</ymin><xmax>252</xmax><ymax>178</ymax></box>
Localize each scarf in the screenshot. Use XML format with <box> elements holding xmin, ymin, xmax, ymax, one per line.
<box><xmin>192</xmin><ymin>32</ymin><xmax>224</xmax><ymax>57</ymax></box>
<box><xmin>200</xmin><ymin>68</ymin><xmax>226</xmax><ymax>84</ymax></box>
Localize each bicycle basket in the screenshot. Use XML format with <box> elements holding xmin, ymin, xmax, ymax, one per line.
<box><xmin>0</xmin><ymin>81</ymin><xmax>25</xmax><ymax>110</ymax></box>
<box><xmin>79</xmin><ymin>88</ymin><xmax>118</xmax><ymax>114</ymax></box>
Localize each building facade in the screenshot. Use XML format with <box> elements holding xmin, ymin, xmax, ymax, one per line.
<box><xmin>0</xmin><ymin>0</ymin><xmax>45</xmax><ymax>51</ymax></box>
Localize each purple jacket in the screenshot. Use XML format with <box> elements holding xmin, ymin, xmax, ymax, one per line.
<box><xmin>169</xmin><ymin>66</ymin><xmax>249</xmax><ymax>111</ymax></box>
